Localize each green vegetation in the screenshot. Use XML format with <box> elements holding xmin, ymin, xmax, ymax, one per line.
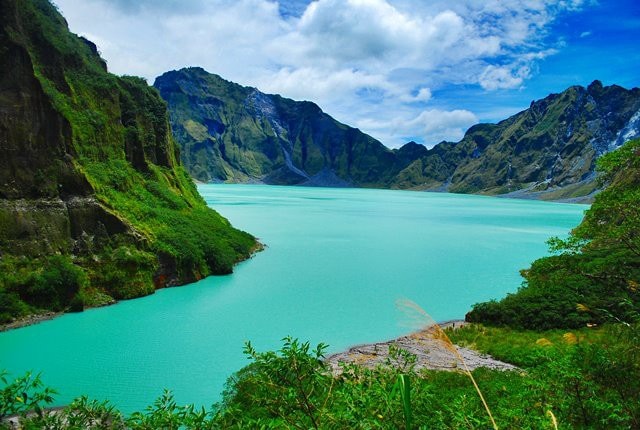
<box><xmin>0</xmin><ymin>255</ymin><xmax>86</xmax><ymax>322</ymax></box>
<box><xmin>2</xmin><ymin>1</ymin><xmax>639</xmax><ymax>427</ymax></box>
<box><xmin>3</xmin><ymin>322</ymin><xmax>639</xmax><ymax>428</ymax></box>
<box><xmin>0</xmin><ymin>0</ymin><xmax>257</xmax><ymax>323</ymax></box>
<box><xmin>467</xmin><ymin>139</ymin><xmax>640</xmax><ymax>329</ymax></box>
<box><xmin>6</xmin><ymin>139</ymin><xmax>638</xmax><ymax>429</ymax></box>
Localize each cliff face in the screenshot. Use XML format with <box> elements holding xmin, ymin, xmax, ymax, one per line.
<box><xmin>0</xmin><ymin>0</ymin><xmax>256</xmax><ymax>322</ymax></box>
<box><xmin>158</xmin><ymin>67</ymin><xmax>640</xmax><ymax>201</ymax></box>
<box><xmin>154</xmin><ymin>68</ymin><xmax>410</xmax><ymax>187</ymax></box>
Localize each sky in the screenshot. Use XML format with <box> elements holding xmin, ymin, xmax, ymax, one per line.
<box><xmin>53</xmin><ymin>0</ymin><xmax>640</xmax><ymax>148</ymax></box>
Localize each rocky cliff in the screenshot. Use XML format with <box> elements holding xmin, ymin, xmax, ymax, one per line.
<box><xmin>154</xmin><ymin>68</ymin><xmax>410</xmax><ymax>187</ymax></box>
<box><xmin>158</xmin><ymin>68</ymin><xmax>640</xmax><ymax>201</ymax></box>
<box><xmin>0</xmin><ymin>0</ymin><xmax>256</xmax><ymax>323</ymax></box>
<box><xmin>397</xmin><ymin>81</ymin><xmax>640</xmax><ymax>200</ymax></box>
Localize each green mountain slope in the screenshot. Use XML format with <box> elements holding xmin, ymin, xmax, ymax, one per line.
<box><xmin>154</xmin><ymin>68</ymin><xmax>419</xmax><ymax>187</ymax></box>
<box><xmin>400</xmin><ymin>81</ymin><xmax>640</xmax><ymax>199</ymax></box>
<box><xmin>0</xmin><ymin>0</ymin><xmax>256</xmax><ymax>323</ymax></box>
<box><xmin>467</xmin><ymin>138</ymin><xmax>640</xmax><ymax>329</ymax></box>
<box><xmin>158</xmin><ymin>68</ymin><xmax>640</xmax><ymax>200</ymax></box>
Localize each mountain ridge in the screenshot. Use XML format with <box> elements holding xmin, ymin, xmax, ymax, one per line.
<box><xmin>156</xmin><ymin>68</ymin><xmax>640</xmax><ymax>201</ymax></box>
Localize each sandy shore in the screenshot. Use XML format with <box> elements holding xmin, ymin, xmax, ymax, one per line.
<box><xmin>326</xmin><ymin>320</ymin><xmax>517</xmax><ymax>373</ymax></box>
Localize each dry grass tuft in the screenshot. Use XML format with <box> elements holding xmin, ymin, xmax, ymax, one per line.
<box><xmin>535</xmin><ymin>338</ymin><xmax>553</xmax><ymax>347</ymax></box>
<box><xmin>576</xmin><ymin>303</ymin><xmax>590</xmax><ymax>312</ymax></box>
<box><xmin>563</xmin><ymin>332</ymin><xmax>578</xmax><ymax>345</ymax></box>
<box><xmin>396</xmin><ymin>298</ymin><xmax>499</xmax><ymax>430</ymax></box>
<box><xmin>547</xmin><ymin>409</ymin><xmax>559</xmax><ymax>429</ymax></box>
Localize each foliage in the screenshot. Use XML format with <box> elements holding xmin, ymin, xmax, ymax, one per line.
<box><xmin>3</xmin><ymin>323</ymin><xmax>640</xmax><ymax>429</ymax></box>
<box><xmin>216</xmin><ymin>337</ymin><xmax>333</xmax><ymax>429</ymax></box>
<box><xmin>0</xmin><ymin>255</ymin><xmax>87</xmax><ymax>321</ymax></box>
<box><xmin>0</xmin><ymin>371</ymin><xmax>56</xmax><ymax>420</ymax></box>
<box><xmin>395</xmin><ymin>374</ymin><xmax>412</xmax><ymax>430</ymax></box>
<box><xmin>467</xmin><ymin>139</ymin><xmax>640</xmax><ymax>329</ymax></box>
<box><xmin>126</xmin><ymin>390</ymin><xmax>215</xmax><ymax>430</ymax></box>
<box><xmin>89</xmin><ymin>246</ymin><xmax>157</xmax><ymax>300</ymax></box>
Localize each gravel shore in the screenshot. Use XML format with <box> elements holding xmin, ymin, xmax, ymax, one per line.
<box><xmin>326</xmin><ymin>320</ymin><xmax>517</xmax><ymax>374</ymax></box>
<box><xmin>0</xmin><ymin>311</ymin><xmax>61</xmax><ymax>332</ymax></box>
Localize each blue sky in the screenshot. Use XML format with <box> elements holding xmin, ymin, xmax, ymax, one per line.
<box><xmin>55</xmin><ymin>0</ymin><xmax>640</xmax><ymax>148</ymax></box>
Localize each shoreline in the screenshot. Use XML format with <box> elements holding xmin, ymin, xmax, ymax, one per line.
<box><xmin>0</xmin><ymin>243</ymin><xmax>265</xmax><ymax>334</ymax></box>
<box><xmin>326</xmin><ymin>320</ymin><xmax>517</xmax><ymax>373</ymax></box>
<box><xmin>0</xmin><ymin>311</ymin><xmax>62</xmax><ymax>333</ymax></box>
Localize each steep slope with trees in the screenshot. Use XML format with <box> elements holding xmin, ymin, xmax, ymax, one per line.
<box><xmin>0</xmin><ymin>0</ymin><xmax>256</xmax><ymax>324</ymax></box>
<box><xmin>467</xmin><ymin>138</ymin><xmax>640</xmax><ymax>329</ymax></box>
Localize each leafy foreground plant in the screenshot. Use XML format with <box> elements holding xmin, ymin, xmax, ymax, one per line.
<box><xmin>3</xmin><ymin>323</ymin><xmax>640</xmax><ymax>429</ymax></box>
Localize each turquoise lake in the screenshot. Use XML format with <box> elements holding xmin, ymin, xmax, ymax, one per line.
<box><xmin>0</xmin><ymin>185</ymin><xmax>587</xmax><ymax>412</ymax></box>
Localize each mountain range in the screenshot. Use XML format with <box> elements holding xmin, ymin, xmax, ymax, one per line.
<box><xmin>155</xmin><ymin>67</ymin><xmax>640</xmax><ymax>201</ymax></box>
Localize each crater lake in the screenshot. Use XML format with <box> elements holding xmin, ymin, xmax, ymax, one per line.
<box><xmin>0</xmin><ymin>185</ymin><xmax>587</xmax><ymax>412</ymax></box>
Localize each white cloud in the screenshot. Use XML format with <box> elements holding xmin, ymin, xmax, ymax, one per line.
<box><xmin>256</xmin><ymin>67</ymin><xmax>392</xmax><ymax>104</ymax></box>
<box><xmin>580</xmin><ymin>30</ymin><xmax>592</xmax><ymax>38</ymax></box>
<box><xmin>479</xmin><ymin>64</ymin><xmax>531</xmax><ymax>90</ymax></box>
<box><xmin>405</xmin><ymin>109</ymin><xmax>479</xmax><ymax>146</ymax></box>
<box><xmin>53</xmin><ymin>0</ymin><xmax>585</xmax><ymax>146</ymax></box>
<box><xmin>411</xmin><ymin>88</ymin><xmax>433</xmax><ymax>103</ymax></box>
<box><xmin>357</xmin><ymin>109</ymin><xmax>478</xmax><ymax>148</ymax></box>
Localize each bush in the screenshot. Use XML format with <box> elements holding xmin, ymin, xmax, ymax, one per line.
<box><xmin>1</xmin><ymin>255</ymin><xmax>87</xmax><ymax>314</ymax></box>
<box><xmin>90</xmin><ymin>246</ymin><xmax>157</xmax><ymax>300</ymax></box>
<box><xmin>0</xmin><ymin>290</ymin><xmax>27</xmax><ymax>323</ymax></box>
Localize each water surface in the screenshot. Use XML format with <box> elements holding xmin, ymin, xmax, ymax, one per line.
<box><xmin>0</xmin><ymin>185</ymin><xmax>586</xmax><ymax>412</ymax></box>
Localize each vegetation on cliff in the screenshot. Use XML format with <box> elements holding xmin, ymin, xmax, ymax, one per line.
<box><xmin>0</xmin><ymin>0</ymin><xmax>256</xmax><ymax>323</ymax></box>
<box><xmin>4</xmin><ymin>139</ymin><xmax>638</xmax><ymax>429</ymax></box>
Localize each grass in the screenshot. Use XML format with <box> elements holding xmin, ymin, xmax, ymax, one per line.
<box><xmin>447</xmin><ymin>323</ymin><xmax>606</xmax><ymax>368</ymax></box>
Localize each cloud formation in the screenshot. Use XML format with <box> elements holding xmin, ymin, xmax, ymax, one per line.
<box><xmin>54</xmin><ymin>0</ymin><xmax>586</xmax><ymax>147</ymax></box>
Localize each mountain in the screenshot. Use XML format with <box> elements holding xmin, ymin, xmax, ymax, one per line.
<box><xmin>0</xmin><ymin>0</ymin><xmax>256</xmax><ymax>323</ymax></box>
<box><xmin>157</xmin><ymin>68</ymin><xmax>640</xmax><ymax>201</ymax></box>
<box><xmin>154</xmin><ymin>68</ymin><xmax>417</xmax><ymax>187</ymax></box>
<box><xmin>396</xmin><ymin>80</ymin><xmax>640</xmax><ymax>200</ymax></box>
